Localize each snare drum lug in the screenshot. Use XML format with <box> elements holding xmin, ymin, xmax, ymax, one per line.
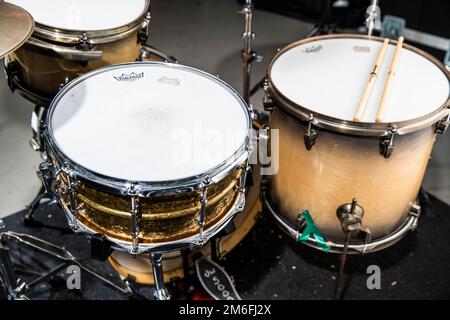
<box><xmin>138</xmin><ymin>12</ymin><xmax>151</xmax><ymax>44</ymax></box>
<box><xmin>379</xmin><ymin>126</ymin><xmax>397</xmax><ymax>158</ymax></box>
<box><xmin>128</xmin><ymin>184</ymin><xmax>141</xmax><ymax>255</ymax></box>
<box><xmin>239</xmin><ymin>164</ymin><xmax>251</xmax><ymax>193</ymax></box>
<box><xmin>196</xmin><ymin>186</ymin><xmax>209</xmax><ymax>243</ymax></box>
<box><xmin>304</xmin><ymin>114</ymin><xmax>318</xmax><ymax>151</ymax></box>
<box><xmin>65</xmin><ymin>172</ymin><xmax>80</xmax><ymax>230</ymax></box>
<box><xmin>435</xmin><ymin>115</ymin><xmax>450</xmax><ymax>135</ymax></box>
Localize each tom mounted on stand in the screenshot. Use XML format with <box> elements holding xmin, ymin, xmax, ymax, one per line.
<box><xmin>261</xmin><ymin>33</ymin><xmax>450</xmax><ymax>299</ymax></box>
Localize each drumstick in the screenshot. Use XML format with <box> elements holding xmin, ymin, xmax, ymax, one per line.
<box><xmin>353</xmin><ymin>38</ymin><xmax>389</xmax><ymax>122</ymax></box>
<box><xmin>375</xmin><ymin>36</ymin><xmax>404</xmax><ymax>123</ymax></box>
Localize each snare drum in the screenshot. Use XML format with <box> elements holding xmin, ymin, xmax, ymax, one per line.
<box><xmin>263</xmin><ymin>34</ymin><xmax>450</xmax><ymax>253</ymax></box>
<box><xmin>5</xmin><ymin>0</ymin><xmax>151</xmax><ymax>104</ymax></box>
<box><xmin>40</xmin><ymin>62</ymin><xmax>253</xmax><ymax>254</ymax></box>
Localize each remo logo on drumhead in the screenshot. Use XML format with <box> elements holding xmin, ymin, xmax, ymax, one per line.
<box><xmin>114</xmin><ymin>72</ymin><xmax>144</xmax><ymax>82</ymax></box>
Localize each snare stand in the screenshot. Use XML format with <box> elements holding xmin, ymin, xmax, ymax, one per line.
<box><xmin>149</xmin><ymin>253</ymin><xmax>171</xmax><ymax>300</ymax></box>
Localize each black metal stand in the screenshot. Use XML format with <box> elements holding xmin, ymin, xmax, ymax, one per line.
<box><xmin>334</xmin><ymin>232</ymin><xmax>351</xmax><ymax>300</ymax></box>
<box><xmin>23</xmin><ymin>185</ymin><xmax>48</xmax><ymax>227</ymax></box>
<box><xmin>0</xmin><ymin>230</ymin><xmax>135</xmax><ymax>300</ymax></box>
<box><xmin>247</xmin><ymin>0</ymin><xmax>333</xmax><ymax>99</ymax></box>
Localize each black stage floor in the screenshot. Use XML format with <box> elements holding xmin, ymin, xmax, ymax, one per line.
<box><xmin>2</xmin><ymin>194</ymin><xmax>450</xmax><ymax>300</ymax></box>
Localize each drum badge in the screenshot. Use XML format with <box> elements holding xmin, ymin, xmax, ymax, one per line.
<box><xmin>302</xmin><ymin>45</ymin><xmax>323</xmax><ymax>54</ymax></box>
<box><xmin>114</xmin><ymin>72</ymin><xmax>144</xmax><ymax>82</ymax></box>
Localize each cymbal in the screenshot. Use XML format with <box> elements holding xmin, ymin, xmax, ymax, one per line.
<box><xmin>0</xmin><ymin>2</ymin><xmax>34</xmax><ymax>59</ymax></box>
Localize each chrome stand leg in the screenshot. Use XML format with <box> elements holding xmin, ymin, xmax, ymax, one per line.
<box><xmin>150</xmin><ymin>253</ymin><xmax>170</xmax><ymax>300</ymax></box>
<box><xmin>240</xmin><ymin>0</ymin><xmax>261</xmax><ymax>104</ymax></box>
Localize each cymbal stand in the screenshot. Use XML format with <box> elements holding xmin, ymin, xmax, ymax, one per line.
<box><xmin>247</xmin><ymin>0</ymin><xmax>332</xmax><ymax>99</ymax></box>
<box><xmin>239</xmin><ymin>0</ymin><xmax>262</xmax><ymax>104</ymax></box>
<box><xmin>365</xmin><ymin>0</ymin><xmax>381</xmax><ymax>36</ymax></box>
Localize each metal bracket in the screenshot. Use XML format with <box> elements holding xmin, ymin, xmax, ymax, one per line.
<box><xmin>38</xmin><ymin>161</ymin><xmax>57</xmax><ymax>201</ymax></box>
<box><xmin>409</xmin><ymin>202</ymin><xmax>421</xmax><ymax>230</ymax></box>
<box><xmin>5</xmin><ymin>59</ymin><xmax>20</xmax><ymax>93</ymax></box>
<box><xmin>128</xmin><ymin>183</ymin><xmax>140</xmax><ymax>255</ymax></box>
<box><xmin>138</xmin><ymin>12</ymin><xmax>151</xmax><ymax>44</ymax></box>
<box><xmin>76</xmin><ymin>33</ymin><xmax>93</xmax><ymax>51</ymax></box>
<box><xmin>435</xmin><ymin>115</ymin><xmax>450</xmax><ymax>135</ymax></box>
<box><xmin>365</xmin><ymin>0</ymin><xmax>381</xmax><ymax>36</ymax></box>
<box><xmin>197</xmin><ymin>179</ymin><xmax>210</xmax><ymax>243</ymax></box>
<box><xmin>262</xmin><ymin>88</ymin><xmax>275</xmax><ymax>112</ymax></box>
<box><xmin>379</xmin><ymin>126</ymin><xmax>397</xmax><ymax>158</ymax></box>
<box><xmin>64</xmin><ymin>167</ymin><xmax>82</xmax><ymax>230</ymax></box>
<box><xmin>381</xmin><ymin>15</ymin><xmax>406</xmax><ymax>40</ymax></box>
<box><xmin>304</xmin><ymin>114</ymin><xmax>318</xmax><ymax>151</ymax></box>
<box><xmin>336</xmin><ymin>198</ymin><xmax>372</xmax><ymax>244</ymax></box>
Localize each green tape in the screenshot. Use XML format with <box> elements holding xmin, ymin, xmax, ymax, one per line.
<box><xmin>297</xmin><ymin>209</ymin><xmax>330</xmax><ymax>252</ymax></box>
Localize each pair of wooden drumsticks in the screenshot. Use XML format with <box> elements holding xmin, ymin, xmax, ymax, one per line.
<box><xmin>353</xmin><ymin>36</ymin><xmax>404</xmax><ymax>123</ymax></box>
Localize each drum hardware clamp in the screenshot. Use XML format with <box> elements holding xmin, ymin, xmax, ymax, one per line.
<box><xmin>138</xmin><ymin>11</ymin><xmax>152</xmax><ymax>44</ymax></box>
<box><xmin>435</xmin><ymin>114</ymin><xmax>450</xmax><ymax>135</ymax></box>
<box><xmin>335</xmin><ymin>198</ymin><xmax>371</xmax><ymax>299</ymax></box>
<box><xmin>365</xmin><ymin>0</ymin><xmax>381</xmax><ymax>37</ymax></box>
<box><xmin>336</xmin><ymin>198</ymin><xmax>372</xmax><ymax>245</ymax></box>
<box><xmin>3</xmin><ymin>58</ymin><xmax>52</xmax><ymax>106</ymax></box>
<box><xmin>408</xmin><ymin>202</ymin><xmax>421</xmax><ymax>231</ymax></box>
<box><xmin>304</xmin><ymin>114</ymin><xmax>318</xmax><ymax>151</ymax></box>
<box><xmin>26</xmin><ymin>36</ymin><xmax>103</xmax><ymax>62</ymax></box>
<box><xmin>76</xmin><ymin>32</ymin><xmax>94</xmax><ymax>52</ymax></box>
<box><xmin>379</xmin><ymin>126</ymin><xmax>397</xmax><ymax>158</ymax></box>
<box><xmin>4</xmin><ymin>59</ymin><xmax>20</xmax><ymax>93</ymax></box>
<box><xmin>38</xmin><ymin>160</ymin><xmax>65</xmax><ymax>208</ymax></box>
<box><xmin>262</xmin><ymin>84</ymin><xmax>275</xmax><ymax>112</ymax></box>
<box><xmin>30</xmin><ymin>105</ymin><xmax>48</xmax><ymax>153</ymax></box>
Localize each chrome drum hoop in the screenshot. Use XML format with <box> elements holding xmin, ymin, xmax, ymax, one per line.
<box><xmin>41</xmin><ymin>62</ymin><xmax>253</xmax><ymax>197</ymax></box>
<box><xmin>266</xmin><ymin>34</ymin><xmax>450</xmax><ymax>137</ymax></box>
<box><xmin>59</xmin><ymin>189</ymin><xmax>247</xmax><ymax>255</ymax></box>
<box><xmin>261</xmin><ymin>189</ymin><xmax>419</xmax><ymax>254</ymax></box>
<box><xmin>29</xmin><ymin>0</ymin><xmax>151</xmax><ymax>45</ymax></box>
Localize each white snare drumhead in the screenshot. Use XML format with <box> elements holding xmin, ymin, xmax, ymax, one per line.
<box><xmin>270</xmin><ymin>37</ymin><xmax>450</xmax><ymax>123</ymax></box>
<box><xmin>49</xmin><ymin>63</ymin><xmax>249</xmax><ymax>182</ymax></box>
<box><xmin>7</xmin><ymin>0</ymin><xmax>147</xmax><ymax>31</ymax></box>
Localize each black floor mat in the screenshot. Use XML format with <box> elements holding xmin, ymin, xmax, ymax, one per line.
<box><xmin>2</xmin><ymin>194</ymin><xmax>450</xmax><ymax>300</ymax></box>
